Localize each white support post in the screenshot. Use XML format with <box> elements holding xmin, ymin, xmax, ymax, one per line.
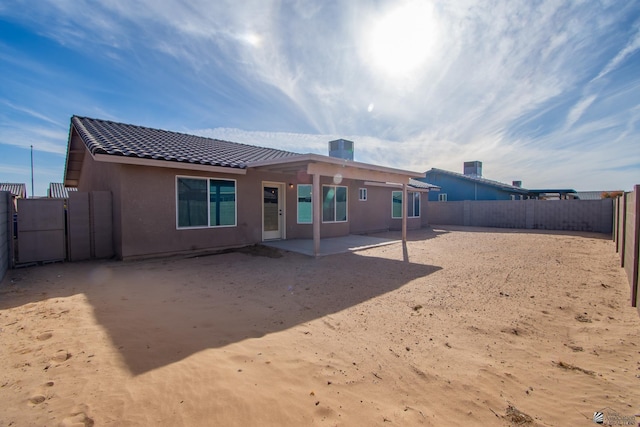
<box><xmin>402</xmin><ymin>182</ymin><xmax>408</xmax><ymax>243</ymax></box>
<box><xmin>313</xmin><ymin>173</ymin><xmax>321</xmax><ymax>257</ymax></box>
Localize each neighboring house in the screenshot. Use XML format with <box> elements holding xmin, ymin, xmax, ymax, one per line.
<box><xmin>48</xmin><ymin>182</ymin><xmax>78</xmax><ymax>199</ymax></box>
<box><xmin>63</xmin><ymin>116</ymin><xmax>431</xmax><ymax>259</ymax></box>
<box><xmin>574</xmin><ymin>191</ymin><xmax>623</xmax><ymax>200</ymax></box>
<box><xmin>526</xmin><ymin>189</ymin><xmax>578</xmax><ymax>200</ymax></box>
<box><xmin>0</xmin><ymin>183</ymin><xmax>27</xmax><ymax>210</ymax></box>
<box><xmin>419</xmin><ymin>162</ymin><xmax>529</xmax><ymax>201</ymax></box>
<box><xmin>575</xmin><ymin>191</ymin><xmax>601</xmax><ymax>200</ymax></box>
<box><xmin>0</xmin><ymin>183</ymin><xmax>27</xmax><ymax>199</ymax></box>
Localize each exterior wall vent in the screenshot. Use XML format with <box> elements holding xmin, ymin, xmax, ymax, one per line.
<box><xmin>463</xmin><ymin>161</ymin><xmax>482</xmax><ymax>177</ymax></box>
<box><xmin>329</xmin><ymin>139</ymin><xmax>354</xmax><ymax>160</ymax></box>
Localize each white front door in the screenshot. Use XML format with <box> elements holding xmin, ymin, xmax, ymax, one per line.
<box><xmin>262</xmin><ymin>182</ymin><xmax>285</xmax><ymax>240</ymax></box>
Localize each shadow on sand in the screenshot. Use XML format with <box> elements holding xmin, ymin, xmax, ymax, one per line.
<box><xmin>426</xmin><ymin>224</ymin><xmax>612</xmax><ymax>240</ymax></box>
<box><xmin>0</xmin><ymin>247</ymin><xmax>441</xmax><ymax>376</ymax></box>
<box><xmin>367</xmin><ymin>226</ymin><xmax>451</xmax><ymax>243</ymax></box>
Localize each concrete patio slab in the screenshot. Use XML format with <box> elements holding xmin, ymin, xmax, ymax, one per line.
<box><xmin>262</xmin><ymin>234</ymin><xmax>401</xmax><ymax>257</ymax></box>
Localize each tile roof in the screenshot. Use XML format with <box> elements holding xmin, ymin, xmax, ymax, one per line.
<box><xmin>575</xmin><ymin>190</ymin><xmax>623</xmax><ymax>200</ymax></box>
<box><xmin>575</xmin><ymin>191</ymin><xmax>602</xmax><ymax>200</ymax></box>
<box><xmin>0</xmin><ymin>183</ymin><xmax>27</xmax><ymax>198</ymax></box>
<box><xmin>425</xmin><ymin>168</ymin><xmax>529</xmax><ymax>193</ymax></box>
<box><xmin>48</xmin><ymin>183</ymin><xmax>78</xmax><ymax>198</ymax></box>
<box><xmin>408</xmin><ymin>178</ymin><xmax>439</xmax><ymax>190</ymax></box>
<box><xmin>71</xmin><ymin>116</ymin><xmax>301</xmax><ymax>169</ymax></box>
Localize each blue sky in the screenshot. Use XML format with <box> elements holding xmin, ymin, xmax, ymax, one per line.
<box><xmin>1</xmin><ymin>0</ymin><xmax>639</xmax><ymax>196</ymax></box>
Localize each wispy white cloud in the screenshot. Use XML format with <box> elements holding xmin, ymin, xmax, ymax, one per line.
<box><xmin>0</xmin><ymin>126</ymin><xmax>68</xmax><ymax>154</ymax></box>
<box><xmin>0</xmin><ymin>163</ymin><xmax>31</xmax><ymax>175</ymax></box>
<box><xmin>593</xmin><ymin>25</ymin><xmax>640</xmax><ymax>82</ymax></box>
<box><xmin>1</xmin><ymin>1</ymin><xmax>612</xmax><ymax>135</ymax></box>
<box><xmin>0</xmin><ymin>161</ymin><xmax>60</xmax><ymax>177</ymax></box>
<box><xmin>564</xmin><ymin>95</ymin><xmax>598</xmax><ymax>131</ymax></box>
<box><xmin>1</xmin><ymin>100</ymin><xmax>60</xmax><ymax>126</ymax></box>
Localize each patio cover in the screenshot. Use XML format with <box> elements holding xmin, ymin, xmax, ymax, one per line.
<box><xmin>248</xmin><ymin>154</ymin><xmax>425</xmax><ymax>256</ymax></box>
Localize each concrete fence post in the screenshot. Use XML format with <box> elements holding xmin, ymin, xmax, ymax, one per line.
<box><xmin>621</xmin><ymin>193</ymin><xmax>628</xmax><ymax>268</ymax></box>
<box><xmin>0</xmin><ymin>192</ymin><xmax>10</xmax><ymax>282</ymax></box>
<box><xmin>600</xmin><ymin>198</ymin><xmax>613</xmax><ymax>234</ymax></box>
<box><xmin>614</xmin><ymin>197</ymin><xmax>620</xmax><ymax>246</ymax></box>
<box><xmin>631</xmin><ymin>185</ymin><xmax>639</xmax><ymax>308</ymax></box>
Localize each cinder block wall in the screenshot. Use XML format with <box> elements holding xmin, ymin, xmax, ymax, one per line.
<box><xmin>426</xmin><ymin>199</ymin><xmax>613</xmax><ymax>233</ymax></box>
<box><xmin>613</xmin><ymin>186</ymin><xmax>639</xmax><ymax>314</ymax></box>
<box><xmin>532</xmin><ymin>199</ymin><xmax>612</xmax><ymax>232</ymax></box>
<box><xmin>621</xmin><ymin>188</ymin><xmax>638</xmax><ymax>307</ymax></box>
<box><xmin>468</xmin><ymin>201</ymin><xmax>528</xmax><ymax>228</ymax></box>
<box><xmin>424</xmin><ymin>201</ymin><xmax>464</xmax><ymax>225</ymax></box>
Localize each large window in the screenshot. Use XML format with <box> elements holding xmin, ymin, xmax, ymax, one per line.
<box><xmin>392</xmin><ymin>191</ymin><xmax>403</xmax><ymax>219</ymax></box>
<box><xmin>177</xmin><ymin>177</ymin><xmax>236</xmax><ymax>228</ymax></box>
<box><xmin>391</xmin><ymin>191</ymin><xmax>420</xmax><ymax>219</ymax></box>
<box><xmin>409</xmin><ymin>192</ymin><xmax>420</xmax><ymax>217</ymax></box>
<box><xmin>178</xmin><ymin>178</ymin><xmax>208</xmax><ymax>227</ymax></box>
<box><xmin>297</xmin><ymin>184</ymin><xmax>312</xmax><ymax>224</ymax></box>
<box><xmin>323</xmin><ymin>185</ymin><xmax>347</xmax><ymax>222</ymax></box>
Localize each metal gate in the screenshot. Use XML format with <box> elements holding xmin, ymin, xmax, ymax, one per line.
<box><xmin>16</xmin><ymin>198</ymin><xmax>66</xmax><ymax>263</ymax></box>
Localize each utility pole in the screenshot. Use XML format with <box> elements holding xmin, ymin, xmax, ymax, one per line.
<box><xmin>30</xmin><ymin>145</ymin><xmax>34</xmax><ymax>198</ymax></box>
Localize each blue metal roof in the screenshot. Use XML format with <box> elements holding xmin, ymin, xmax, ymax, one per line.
<box><xmin>425</xmin><ymin>168</ymin><xmax>529</xmax><ymax>193</ymax></box>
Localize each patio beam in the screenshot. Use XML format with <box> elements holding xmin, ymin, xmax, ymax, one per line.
<box><xmin>307</xmin><ymin>162</ymin><xmax>414</xmax><ymax>185</ymax></box>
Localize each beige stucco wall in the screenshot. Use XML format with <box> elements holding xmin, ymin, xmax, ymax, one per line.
<box><xmin>76</xmin><ymin>148</ymin><xmax>124</xmax><ymax>258</ymax></box>
<box><xmin>77</xmin><ymin>148</ymin><xmax>428</xmax><ymax>259</ymax></box>
<box><xmin>348</xmin><ymin>183</ymin><xmax>424</xmax><ymax>234</ymax></box>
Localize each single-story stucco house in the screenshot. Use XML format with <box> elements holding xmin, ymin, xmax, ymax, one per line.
<box><xmin>419</xmin><ymin>161</ymin><xmax>530</xmax><ymax>202</ymax></box>
<box><xmin>63</xmin><ymin>116</ymin><xmax>434</xmax><ymax>259</ymax></box>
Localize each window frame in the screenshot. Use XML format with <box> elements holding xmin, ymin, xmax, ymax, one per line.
<box><xmin>176</xmin><ymin>176</ymin><xmax>237</xmax><ymax>229</ymax></box>
<box><xmin>391</xmin><ymin>190</ymin><xmax>420</xmax><ymax>219</ymax></box>
<box><xmin>358</xmin><ymin>187</ymin><xmax>367</xmax><ymax>201</ymax></box>
<box><xmin>322</xmin><ymin>184</ymin><xmax>348</xmax><ymax>223</ymax></box>
<box><xmin>392</xmin><ymin>191</ymin><xmax>403</xmax><ymax>219</ymax></box>
<box><xmin>409</xmin><ymin>191</ymin><xmax>420</xmax><ymax>218</ymax></box>
<box><xmin>438</xmin><ymin>193</ymin><xmax>448</xmax><ymax>202</ymax></box>
<box><xmin>297</xmin><ymin>184</ymin><xmax>313</xmax><ymax>224</ymax></box>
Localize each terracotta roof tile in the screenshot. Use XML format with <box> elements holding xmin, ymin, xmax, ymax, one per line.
<box><xmin>72</xmin><ymin>116</ymin><xmax>300</xmax><ymax>169</ymax></box>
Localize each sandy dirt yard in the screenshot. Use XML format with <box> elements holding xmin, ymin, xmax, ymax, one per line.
<box><xmin>0</xmin><ymin>226</ymin><xmax>638</xmax><ymax>426</ymax></box>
